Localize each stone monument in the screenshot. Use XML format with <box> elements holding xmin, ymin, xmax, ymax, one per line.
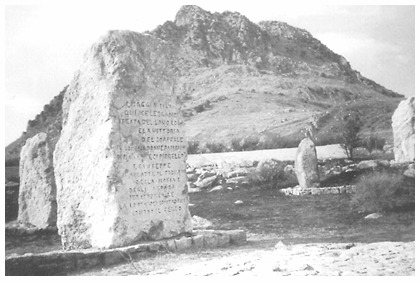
<box><xmin>18</xmin><ymin>132</ymin><xmax>57</xmax><ymax>228</ymax></box>
<box><xmin>295</xmin><ymin>138</ymin><xmax>320</xmax><ymax>189</ymax></box>
<box><xmin>54</xmin><ymin>31</ymin><xmax>192</xmax><ymax>250</ymax></box>
<box><xmin>392</xmin><ymin>97</ymin><xmax>415</xmax><ymax>163</ymax></box>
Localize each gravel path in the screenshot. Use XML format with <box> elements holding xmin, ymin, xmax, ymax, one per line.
<box><xmin>161</xmin><ymin>241</ymin><xmax>415</xmax><ymax>276</ymax></box>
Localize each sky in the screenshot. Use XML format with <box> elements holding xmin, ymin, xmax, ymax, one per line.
<box><xmin>3</xmin><ymin>1</ymin><xmax>416</xmax><ymax>146</ymax></box>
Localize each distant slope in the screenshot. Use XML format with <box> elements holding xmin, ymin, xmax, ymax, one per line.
<box><xmin>5</xmin><ymin>5</ymin><xmax>403</xmax><ymax>162</ymax></box>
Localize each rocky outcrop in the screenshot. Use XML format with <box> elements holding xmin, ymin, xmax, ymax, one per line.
<box><xmin>294</xmin><ymin>138</ymin><xmax>320</xmax><ymax>189</ymax></box>
<box><xmin>54</xmin><ymin>31</ymin><xmax>192</xmax><ymax>250</ymax></box>
<box><xmin>18</xmin><ymin>133</ymin><xmax>56</xmax><ymax>228</ymax></box>
<box><xmin>392</xmin><ymin>97</ymin><xmax>415</xmax><ymax>163</ymax></box>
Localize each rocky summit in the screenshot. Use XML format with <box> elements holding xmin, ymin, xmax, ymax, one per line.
<box><xmin>6</xmin><ymin>5</ymin><xmax>404</xmax><ymax>161</ymax></box>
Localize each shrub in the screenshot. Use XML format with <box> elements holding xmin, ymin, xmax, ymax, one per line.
<box><xmin>204</xmin><ymin>142</ymin><xmax>227</xmax><ymax>153</ymax></box>
<box><xmin>340</xmin><ymin>112</ymin><xmax>362</xmax><ymax>159</ymax></box>
<box><xmin>249</xmin><ymin>161</ymin><xmax>285</xmax><ymax>190</ymax></box>
<box><xmin>230</xmin><ymin>137</ymin><xmax>243</xmax><ymax>152</ymax></box>
<box><xmin>351</xmin><ymin>172</ymin><xmax>403</xmax><ymax>213</ymax></box>
<box><xmin>362</xmin><ymin>135</ymin><xmax>386</xmax><ymax>153</ymax></box>
<box><xmin>241</xmin><ymin>137</ymin><xmax>260</xmax><ymax>151</ymax></box>
<box><xmin>187</xmin><ymin>140</ymin><xmax>200</xmax><ymax>154</ymax></box>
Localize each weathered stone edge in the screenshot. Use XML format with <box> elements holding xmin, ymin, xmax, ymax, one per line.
<box><xmin>279</xmin><ymin>185</ymin><xmax>355</xmax><ymax>196</ymax></box>
<box><xmin>5</xmin><ymin>229</ymin><xmax>246</xmax><ymax>276</ymax></box>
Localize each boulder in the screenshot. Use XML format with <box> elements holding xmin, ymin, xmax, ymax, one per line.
<box><xmin>403</xmin><ymin>164</ymin><xmax>415</xmax><ymax>178</ymax></box>
<box><xmin>357</xmin><ymin>160</ymin><xmax>378</xmax><ymax>170</ymax></box>
<box><xmin>195</xmin><ymin>175</ymin><xmax>217</xmax><ymax>188</ymax></box>
<box><xmin>18</xmin><ymin>133</ymin><xmax>57</xmax><ymax>228</ymax></box>
<box><xmin>209</xmin><ymin>185</ymin><xmax>224</xmax><ymax>192</ymax></box>
<box><xmin>294</xmin><ymin>138</ymin><xmax>320</xmax><ymax>189</ymax></box>
<box><xmin>392</xmin><ymin>97</ymin><xmax>415</xmax><ymax>163</ymax></box>
<box><xmin>53</xmin><ymin>31</ymin><xmax>192</xmax><ymax>250</ymax></box>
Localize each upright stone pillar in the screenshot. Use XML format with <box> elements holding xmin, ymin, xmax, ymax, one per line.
<box><xmin>392</xmin><ymin>97</ymin><xmax>415</xmax><ymax>163</ymax></box>
<box><xmin>18</xmin><ymin>132</ymin><xmax>57</xmax><ymax>228</ymax></box>
<box><xmin>54</xmin><ymin>31</ymin><xmax>192</xmax><ymax>250</ymax></box>
<box><xmin>295</xmin><ymin>138</ymin><xmax>320</xmax><ymax>189</ymax></box>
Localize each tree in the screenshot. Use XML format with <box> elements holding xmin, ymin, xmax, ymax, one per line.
<box><xmin>340</xmin><ymin>112</ymin><xmax>362</xmax><ymax>159</ymax></box>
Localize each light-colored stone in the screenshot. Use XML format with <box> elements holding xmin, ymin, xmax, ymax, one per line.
<box><xmin>226</xmin><ymin>176</ymin><xmax>248</xmax><ymax>184</ymax></box>
<box><xmin>209</xmin><ymin>185</ymin><xmax>224</xmax><ymax>192</ymax></box>
<box><xmin>234</xmin><ymin>200</ymin><xmax>243</xmax><ymax>205</ymax></box>
<box><xmin>203</xmin><ymin>234</ymin><xmax>219</xmax><ymax>248</ymax></box>
<box><xmin>403</xmin><ymin>164</ymin><xmax>415</xmax><ymax>178</ymax></box>
<box><xmin>392</xmin><ymin>97</ymin><xmax>415</xmax><ymax>163</ymax></box>
<box><xmin>283</xmin><ymin>164</ymin><xmax>294</xmax><ymax>175</ymax></box>
<box><xmin>294</xmin><ymin>138</ymin><xmax>320</xmax><ymax>189</ymax></box>
<box><xmin>53</xmin><ymin>31</ymin><xmax>192</xmax><ymax>250</ymax></box>
<box><xmin>18</xmin><ymin>133</ymin><xmax>56</xmax><ymax>228</ymax></box>
<box><xmin>195</xmin><ymin>175</ymin><xmax>217</xmax><ymax>188</ymax></box>
<box><xmin>175</xmin><ymin>237</ymin><xmax>192</xmax><ymax>251</ymax></box>
<box><xmin>191</xmin><ymin>215</ymin><xmax>213</xmax><ymax>229</ymax></box>
<box><xmin>365</xmin><ymin>212</ymin><xmax>383</xmax><ymax>219</ymax></box>
<box><xmin>357</xmin><ymin>160</ymin><xmax>377</xmax><ymax>170</ymax></box>
<box><xmin>226</xmin><ymin>169</ymin><xmax>248</xmax><ymax>179</ymax></box>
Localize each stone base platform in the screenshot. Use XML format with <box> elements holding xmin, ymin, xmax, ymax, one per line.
<box><xmin>279</xmin><ymin>185</ymin><xmax>355</xmax><ymax>196</ymax></box>
<box><xmin>5</xmin><ymin>229</ymin><xmax>247</xmax><ymax>276</ymax></box>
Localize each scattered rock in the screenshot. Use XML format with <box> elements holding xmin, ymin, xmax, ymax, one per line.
<box><xmin>234</xmin><ymin>200</ymin><xmax>243</xmax><ymax>205</ymax></box>
<box><xmin>209</xmin><ymin>185</ymin><xmax>224</xmax><ymax>192</ymax></box>
<box><xmin>392</xmin><ymin>97</ymin><xmax>415</xmax><ymax>163</ymax></box>
<box><xmin>195</xmin><ymin>175</ymin><xmax>217</xmax><ymax>188</ymax></box>
<box><xmin>403</xmin><ymin>164</ymin><xmax>415</xmax><ymax>178</ymax></box>
<box><xmin>357</xmin><ymin>160</ymin><xmax>377</xmax><ymax>170</ymax></box>
<box><xmin>226</xmin><ymin>176</ymin><xmax>248</xmax><ymax>184</ymax></box>
<box><xmin>365</xmin><ymin>212</ymin><xmax>383</xmax><ymax>219</ymax></box>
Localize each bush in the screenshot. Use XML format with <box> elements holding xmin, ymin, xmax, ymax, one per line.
<box><xmin>340</xmin><ymin>112</ymin><xmax>362</xmax><ymax>159</ymax></box>
<box><xmin>351</xmin><ymin>172</ymin><xmax>403</xmax><ymax>213</ymax></box>
<box><xmin>249</xmin><ymin>161</ymin><xmax>285</xmax><ymax>190</ymax></box>
<box><xmin>230</xmin><ymin>137</ymin><xmax>243</xmax><ymax>152</ymax></box>
<box><xmin>187</xmin><ymin>140</ymin><xmax>200</xmax><ymax>154</ymax></box>
<box><xmin>362</xmin><ymin>135</ymin><xmax>386</xmax><ymax>153</ymax></box>
<box><xmin>204</xmin><ymin>142</ymin><xmax>227</xmax><ymax>153</ymax></box>
<box><xmin>241</xmin><ymin>136</ymin><xmax>260</xmax><ymax>151</ymax></box>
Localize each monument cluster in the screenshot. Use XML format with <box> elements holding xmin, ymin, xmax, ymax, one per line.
<box><xmin>16</xmin><ymin>29</ymin><xmax>415</xmax><ymax>251</ymax></box>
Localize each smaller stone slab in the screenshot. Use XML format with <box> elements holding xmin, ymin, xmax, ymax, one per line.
<box><xmin>18</xmin><ymin>133</ymin><xmax>57</xmax><ymax>228</ymax></box>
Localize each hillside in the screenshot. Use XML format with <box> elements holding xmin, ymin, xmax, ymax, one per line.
<box><xmin>5</xmin><ymin>5</ymin><xmax>403</xmax><ymax>162</ymax></box>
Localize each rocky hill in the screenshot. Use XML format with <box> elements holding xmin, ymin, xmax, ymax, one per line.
<box><xmin>5</xmin><ymin>5</ymin><xmax>404</xmax><ymax>162</ymax></box>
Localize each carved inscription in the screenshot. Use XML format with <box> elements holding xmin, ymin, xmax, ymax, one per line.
<box><xmin>118</xmin><ymin>100</ymin><xmax>187</xmax><ymax>217</ymax></box>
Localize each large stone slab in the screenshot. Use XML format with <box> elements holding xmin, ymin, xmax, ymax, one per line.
<box><xmin>392</xmin><ymin>97</ymin><xmax>415</xmax><ymax>163</ymax></box>
<box><xmin>294</xmin><ymin>138</ymin><xmax>320</xmax><ymax>189</ymax></box>
<box><xmin>18</xmin><ymin>132</ymin><xmax>57</xmax><ymax>228</ymax></box>
<box><xmin>54</xmin><ymin>31</ymin><xmax>192</xmax><ymax>250</ymax></box>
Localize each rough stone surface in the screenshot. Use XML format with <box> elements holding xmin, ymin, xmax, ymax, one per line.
<box><xmin>403</xmin><ymin>163</ymin><xmax>415</xmax><ymax>178</ymax></box>
<box><xmin>392</xmin><ymin>97</ymin><xmax>415</xmax><ymax>163</ymax></box>
<box><xmin>191</xmin><ymin>215</ymin><xmax>213</xmax><ymax>229</ymax></box>
<box><xmin>18</xmin><ymin>133</ymin><xmax>57</xmax><ymax>228</ymax></box>
<box><xmin>53</xmin><ymin>31</ymin><xmax>192</xmax><ymax>250</ymax></box>
<box><xmin>294</xmin><ymin>138</ymin><xmax>320</xmax><ymax>189</ymax></box>
<box><xmin>357</xmin><ymin>160</ymin><xmax>378</xmax><ymax>170</ymax></box>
